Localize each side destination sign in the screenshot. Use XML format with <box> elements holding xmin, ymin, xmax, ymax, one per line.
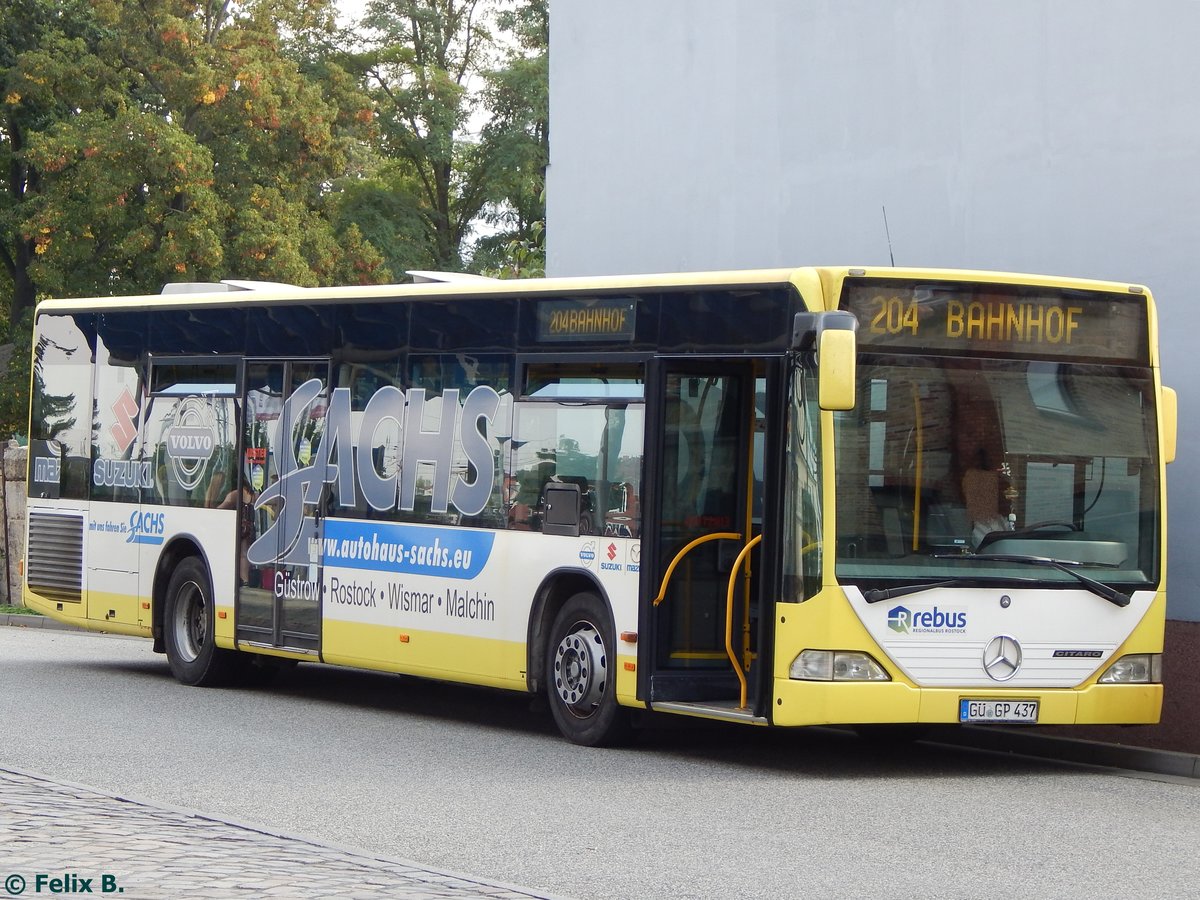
<box><xmin>841</xmin><ymin>278</ymin><xmax>1150</xmax><ymax>365</ymax></box>
<box><xmin>537</xmin><ymin>298</ymin><xmax>637</xmax><ymax>342</ymax></box>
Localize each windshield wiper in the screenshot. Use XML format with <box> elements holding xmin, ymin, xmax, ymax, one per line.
<box><xmin>861</xmin><ymin>580</ymin><xmax>958</xmax><ymax>603</ymax></box>
<box><xmin>860</xmin><ymin>575</ymin><xmax>1041</xmax><ymax>603</ymax></box>
<box><xmin>947</xmin><ymin>553</ymin><xmax>1131</xmax><ymax>608</ymax></box>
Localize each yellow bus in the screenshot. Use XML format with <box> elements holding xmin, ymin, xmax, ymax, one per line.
<box><xmin>23</xmin><ymin>267</ymin><xmax>1175</xmax><ymax>744</ymax></box>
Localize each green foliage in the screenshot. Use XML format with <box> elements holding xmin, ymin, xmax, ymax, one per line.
<box><xmin>478</xmin><ymin>0</ymin><xmax>547</xmax><ymax>233</ymax></box>
<box><xmin>477</xmin><ymin>219</ymin><xmax>544</xmax><ymax>279</ymax></box>
<box><xmin>21</xmin><ymin>109</ymin><xmax>225</xmax><ymax>295</ymax></box>
<box><xmin>348</xmin><ymin>0</ymin><xmax>499</xmax><ymax>271</ymax></box>
<box><xmin>1</xmin><ymin>0</ymin><xmax>389</xmax><ymax>311</ymax></box>
<box><xmin>330</xmin><ymin>161</ymin><xmax>432</xmax><ymax>277</ymax></box>
<box><xmin>0</xmin><ymin>307</ymin><xmax>31</xmax><ymax>441</ymax></box>
<box><xmin>0</xmin><ymin>0</ymin><xmax>549</xmax><ymax>434</ymax></box>
<box><xmin>0</xmin><ymin>310</ymin><xmax>33</xmax><ymax>440</ymax></box>
<box><xmin>344</xmin><ymin>0</ymin><xmax>546</xmax><ymax>275</ymax></box>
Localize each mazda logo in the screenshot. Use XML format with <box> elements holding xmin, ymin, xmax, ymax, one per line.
<box><xmin>983</xmin><ymin>635</ymin><xmax>1022</xmax><ymax>682</ymax></box>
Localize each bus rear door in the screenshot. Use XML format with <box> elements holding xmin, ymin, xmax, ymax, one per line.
<box><xmin>236</xmin><ymin>360</ymin><xmax>329</xmax><ymax>654</ymax></box>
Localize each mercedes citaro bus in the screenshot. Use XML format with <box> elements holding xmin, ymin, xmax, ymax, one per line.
<box><xmin>24</xmin><ymin>267</ymin><xmax>1175</xmax><ymax>745</ymax></box>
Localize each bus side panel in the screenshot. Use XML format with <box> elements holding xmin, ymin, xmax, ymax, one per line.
<box><xmin>24</xmin><ymin>501</ymin><xmax>92</xmax><ymax>627</ymax></box>
<box><xmin>316</xmin><ymin>527</ymin><xmax>641</xmax><ymax>696</ymax></box>
<box><xmin>321</xmin><ymin>622</ymin><xmax>527</xmax><ymax>691</ymax></box>
<box><xmin>87</xmin><ymin>501</ymin><xmax>146</xmax><ymax>629</ymax></box>
<box><xmin>25</xmin><ymin>502</ymin><xmax>239</xmax><ymax>639</ymax></box>
<box><xmin>143</xmin><ymin>507</ymin><xmax>241</xmax><ymax>648</ymax></box>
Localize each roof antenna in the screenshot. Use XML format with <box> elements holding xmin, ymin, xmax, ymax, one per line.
<box><xmin>882</xmin><ymin>205</ymin><xmax>896</xmax><ymax>266</ymax></box>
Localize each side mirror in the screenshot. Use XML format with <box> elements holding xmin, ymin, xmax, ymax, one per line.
<box><xmin>793</xmin><ymin>311</ymin><xmax>858</xmax><ymax>411</ymax></box>
<box><xmin>818</xmin><ymin>328</ymin><xmax>857</xmax><ymax>410</ymax></box>
<box><xmin>1162</xmin><ymin>386</ymin><xmax>1177</xmax><ymax>465</ymax></box>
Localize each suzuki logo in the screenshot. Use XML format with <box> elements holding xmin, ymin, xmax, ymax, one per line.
<box><xmin>983</xmin><ymin>635</ymin><xmax>1022</xmax><ymax>682</ymax></box>
<box><xmin>110</xmin><ymin>388</ymin><xmax>139</xmax><ymax>455</ymax></box>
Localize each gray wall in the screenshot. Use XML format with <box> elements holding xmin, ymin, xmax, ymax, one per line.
<box><xmin>2</xmin><ymin>442</ymin><xmax>24</xmax><ymax>605</ymax></box>
<box><xmin>547</xmin><ymin>0</ymin><xmax>1200</xmax><ymax>619</ymax></box>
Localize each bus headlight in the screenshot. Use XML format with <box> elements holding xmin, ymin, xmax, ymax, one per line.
<box><xmin>1098</xmin><ymin>653</ymin><xmax>1162</xmax><ymax>684</ymax></box>
<box><xmin>790</xmin><ymin>650</ymin><xmax>890</xmax><ymax>681</ymax></box>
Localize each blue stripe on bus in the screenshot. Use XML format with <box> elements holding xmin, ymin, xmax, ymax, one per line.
<box><xmin>319</xmin><ymin>520</ymin><xmax>493</xmax><ymax>580</ymax></box>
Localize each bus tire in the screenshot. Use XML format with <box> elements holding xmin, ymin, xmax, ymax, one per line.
<box><xmin>164</xmin><ymin>557</ymin><xmax>237</xmax><ymax>687</ymax></box>
<box><xmin>546</xmin><ymin>591</ymin><xmax>630</xmax><ymax>746</ymax></box>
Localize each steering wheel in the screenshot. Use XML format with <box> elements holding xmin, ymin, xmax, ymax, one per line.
<box><xmin>977</xmin><ymin>521</ymin><xmax>1080</xmax><ymax>552</ymax></box>
<box><xmin>1020</xmin><ymin>521</ymin><xmax>1080</xmax><ymax>533</ymax></box>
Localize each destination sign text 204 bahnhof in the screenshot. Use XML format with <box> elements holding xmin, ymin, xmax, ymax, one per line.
<box><xmin>840</xmin><ymin>278</ymin><xmax>1149</xmax><ymax>365</ymax></box>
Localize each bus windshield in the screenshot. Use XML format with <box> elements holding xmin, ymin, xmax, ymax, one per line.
<box><xmin>833</xmin><ymin>356</ymin><xmax>1160</xmax><ymax>588</ymax></box>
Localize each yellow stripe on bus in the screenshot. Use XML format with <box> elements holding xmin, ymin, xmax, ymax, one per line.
<box><xmin>321</xmin><ymin>619</ymin><xmax>527</xmax><ymax>691</ymax></box>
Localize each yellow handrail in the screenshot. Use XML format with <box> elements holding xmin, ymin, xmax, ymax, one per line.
<box><xmin>911</xmin><ymin>381</ymin><xmax>923</xmax><ymax>552</ymax></box>
<box><xmin>725</xmin><ymin>533</ymin><xmax>762</xmax><ymax>710</ymax></box>
<box><xmin>651</xmin><ymin>532</ymin><xmax>742</xmax><ymax>606</ymax></box>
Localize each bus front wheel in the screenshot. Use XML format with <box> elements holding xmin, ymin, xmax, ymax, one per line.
<box><xmin>164</xmin><ymin>557</ymin><xmax>237</xmax><ymax>687</ymax></box>
<box><xmin>546</xmin><ymin>591</ymin><xmax>629</xmax><ymax>746</ymax></box>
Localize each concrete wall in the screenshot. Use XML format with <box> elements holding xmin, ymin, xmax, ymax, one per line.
<box><xmin>547</xmin><ymin>0</ymin><xmax>1200</xmax><ymax>620</ymax></box>
<box><xmin>1</xmin><ymin>443</ymin><xmax>25</xmax><ymax>606</ymax></box>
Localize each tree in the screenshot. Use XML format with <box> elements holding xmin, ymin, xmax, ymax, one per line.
<box><xmin>354</xmin><ymin>0</ymin><xmax>501</xmax><ymax>271</ymax></box>
<box><xmin>0</xmin><ymin>0</ymin><xmax>172</xmax><ymax>324</ymax></box>
<box><xmin>473</xmin><ymin>0</ymin><xmax>547</xmax><ymax>277</ymax></box>
<box><xmin>0</xmin><ymin>0</ymin><xmax>391</xmax><ymax>437</ymax></box>
<box><xmin>1</xmin><ymin>0</ymin><xmax>389</xmax><ymax>321</ymax></box>
<box><xmin>91</xmin><ymin>0</ymin><xmax>389</xmax><ymax>286</ymax></box>
<box><xmin>0</xmin><ymin>310</ymin><xmax>32</xmax><ymax>438</ymax></box>
<box><xmin>329</xmin><ymin>162</ymin><xmax>438</xmax><ymax>278</ymax></box>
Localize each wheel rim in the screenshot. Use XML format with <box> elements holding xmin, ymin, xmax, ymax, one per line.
<box><xmin>553</xmin><ymin>621</ymin><xmax>607</xmax><ymax>718</ymax></box>
<box><xmin>172</xmin><ymin>580</ymin><xmax>207</xmax><ymax>663</ymax></box>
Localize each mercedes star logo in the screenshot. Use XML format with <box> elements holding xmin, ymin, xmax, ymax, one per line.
<box><xmin>983</xmin><ymin>635</ymin><xmax>1022</xmax><ymax>682</ymax></box>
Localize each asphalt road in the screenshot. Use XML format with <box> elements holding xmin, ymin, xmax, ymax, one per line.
<box><xmin>2</xmin><ymin>627</ymin><xmax>1198</xmax><ymax>899</ymax></box>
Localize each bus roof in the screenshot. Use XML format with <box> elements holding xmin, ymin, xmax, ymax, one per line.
<box><xmin>33</xmin><ymin>266</ymin><xmax>1153</xmax><ymax>315</ymax></box>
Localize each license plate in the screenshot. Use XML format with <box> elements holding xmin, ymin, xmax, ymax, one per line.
<box><xmin>959</xmin><ymin>699</ymin><xmax>1039</xmax><ymax>724</ymax></box>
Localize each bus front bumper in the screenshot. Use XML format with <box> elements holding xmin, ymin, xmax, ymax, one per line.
<box><xmin>771</xmin><ymin>678</ymin><xmax>1162</xmax><ymax>726</ymax></box>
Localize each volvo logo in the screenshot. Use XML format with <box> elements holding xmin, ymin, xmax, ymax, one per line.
<box><xmin>163</xmin><ymin>396</ymin><xmax>219</xmax><ymax>490</ymax></box>
<box><xmin>983</xmin><ymin>635</ymin><xmax>1022</xmax><ymax>682</ymax></box>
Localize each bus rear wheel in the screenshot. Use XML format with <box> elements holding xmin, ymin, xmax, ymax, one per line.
<box><xmin>164</xmin><ymin>557</ymin><xmax>237</xmax><ymax>687</ymax></box>
<box><xmin>546</xmin><ymin>591</ymin><xmax>630</xmax><ymax>746</ymax></box>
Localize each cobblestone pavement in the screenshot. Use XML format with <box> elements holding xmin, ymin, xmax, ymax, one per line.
<box><xmin>0</xmin><ymin>767</ymin><xmax>558</xmax><ymax>900</ymax></box>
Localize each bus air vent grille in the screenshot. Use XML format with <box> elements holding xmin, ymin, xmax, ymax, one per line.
<box><xmin>27</xmin><ymin>512</ymin><xmax>84</xmax><ymax>603</ymax></box>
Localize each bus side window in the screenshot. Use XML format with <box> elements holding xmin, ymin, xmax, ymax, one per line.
<box><xmin>338</xmin><ymin>358</ymin><xmax>404</xmax><ymax>520</ymax></box>
<box><xmin>509</xmin><ymin>402</ymin><xmax>644</xmax><ymax>538</ymax></box>
<box><xmin>143</xmin><ymin>359</ymin><xmax>238</xmax><ymax>508</ymax></box>
<box><xmin>29</xmin><ymin>314</ymin><xmax>94</xmax><ymax>502</ymax></box>
<box><xmin>603</xmin><ymin>406</ymin><xmax>644</xmax><ymax>540</ymax></box>
<box><xmin>91</xmin><ymin>319</ymin><xmax>145</xmax><ymax>504</ymax></box>
<box><xmin>605</xmin><ymin>482</ymin><xmax>640</xmax><ymax>538</ymax></box>
<box><xmin>143</xmin><ymin>393</ymin><xmax>238</xmax><ymax>509</ymax></box>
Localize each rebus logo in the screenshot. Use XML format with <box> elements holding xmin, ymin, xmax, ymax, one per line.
<box><xmin>888</xmin><ymin>604</ymin><xmax>968</xmax><ymax>634</ymax></box>
<box><xmin>887</xmin><ymin>605</ymin><xmax>911</xmax><ymax>633</ymax></box>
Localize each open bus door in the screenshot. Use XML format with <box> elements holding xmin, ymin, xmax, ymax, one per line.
<box><xmin>641</xmin><ymin>357</ymin><xmax>783</xmax><ymax>722</ymax></box>
<box><xmin>235</xmin><ymin>359</ymin><xmax>329</xmax><ymax>654</ymax></box>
